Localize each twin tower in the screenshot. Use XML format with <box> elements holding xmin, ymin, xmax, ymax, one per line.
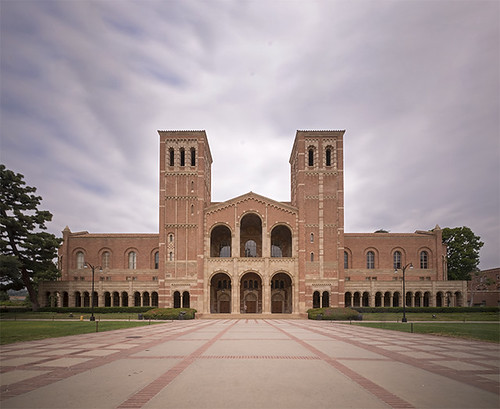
<box><xmin>158</xmin><ymin>130</ymin><xmax>345</xmax><ymax>314</ymax></box>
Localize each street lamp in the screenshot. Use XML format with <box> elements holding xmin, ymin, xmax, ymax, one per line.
<box><xmin>84</xmin><ymin>263</ymin><xmax>102</xmax><ymax>321</ymax></box>
<box><xmin>395</xmin><ymin>262</ymin><xmax>413</xmax><ymax>323</ymax></box>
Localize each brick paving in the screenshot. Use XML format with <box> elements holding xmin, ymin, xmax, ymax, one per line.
<box><xmin>0</xmin><ymin>320</ymin><xmax>498</xmax><ymax>408</ymax></box>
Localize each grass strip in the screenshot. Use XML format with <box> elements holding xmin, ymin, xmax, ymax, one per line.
<box><xmin>0</xmin><ymin>320</ymin><xmax>163</xmax><ymax>345</ymax></box>
<box><xmin>360</xmin><ymin>312</ymin><xmax>499</xmax><ymax>321</ymax></box>
<box><xmin>352</xmin><ymin>322</ymin><xmax>500</xmax><ymax>343</ymax></box>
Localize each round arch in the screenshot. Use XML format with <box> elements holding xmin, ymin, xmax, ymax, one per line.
<box><xmin>240</xmin><ymin>271</ymin><xmax>262</xmax><ymax>313</ymax></box>
<box><xmin>270</xmin><ymin>271</ymin><xmax>293</xmax><ymax>313</ymax></box>
<box><xmin>270</xmin><ymin>224</ymin><xmax>293</xmax><ymax>258</ymax></box>
<box><xmin>210</xmin><ymin>272</ymin><xmax>232</xmax><ymax>313</ymax></box>
<box><xmin>240</xmin><ymin>213</ymin><xmax>262</xmax><ymax>257</ymax></box>
<box><xmin>210</xmin><ymin>224</ymin><xmax>232</xmax><ymax>258</ymax></box>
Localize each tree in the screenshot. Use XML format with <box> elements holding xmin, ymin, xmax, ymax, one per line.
<box><xmin>442</xmin><ymin>226</ymin><xmax>483</xmax><ymax>281</ymax></box>
<box><xmin>0</xmin><ymin>164</ymin><xmax>61</xmax><ymax>310</ymax></box>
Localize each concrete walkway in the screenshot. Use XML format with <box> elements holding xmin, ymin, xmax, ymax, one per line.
<box><xmin>1</xmin><ymin>319</ymin><xmax>498</xmax><ymax>408</ymax></box>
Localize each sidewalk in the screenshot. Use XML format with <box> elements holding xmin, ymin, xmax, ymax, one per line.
<box><xmin>1</xmin><ymin>319</ymin><xmax>499</xmax><ymax>408</ymax></box>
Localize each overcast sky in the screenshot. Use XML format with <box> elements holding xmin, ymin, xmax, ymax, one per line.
<box><xmin>1</xmin><ymin>0</ymin><xmax>498</xmax><ymax>270</ymax></box>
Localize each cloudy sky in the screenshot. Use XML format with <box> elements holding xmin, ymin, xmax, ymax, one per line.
<box><xmin>1</xmin><ymin>0</ymin><xmax>498</xmax><ymax>270</ymax></box>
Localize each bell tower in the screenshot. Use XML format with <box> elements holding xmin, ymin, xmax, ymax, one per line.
<box><xmin>290</xmin><ymin>130</ymin><xmax>345</xmax><ymax>308</ymax></box>
<box><xmin>158</xmin><ymin>130</ymin><xmax>212</xmax><ymax>308</ymax></box>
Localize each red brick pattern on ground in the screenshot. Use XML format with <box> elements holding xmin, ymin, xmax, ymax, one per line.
<box><xmin>287</xmin><ymin>320</ymin><xmax>500</xmax><ymax>395</ymax></box>
<box><xmin>1</xmin><ymin>319</ymin><xmax>498</xmax><ymax>409</ymax></box>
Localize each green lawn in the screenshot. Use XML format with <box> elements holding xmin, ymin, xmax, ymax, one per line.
<box><xmin>0</xmin><ymin>320</ymin><xmax>163</xmax><ymax>345</ymax></box>
<box><xmin>351</xmin><ymin>322</ymin><xmax>500</xmax><ymax>343</ymax></box>
<box><xmin>359</xmin><ymin>312</ymin><xmax>499</xmax><ymax>322</ymax></box>
<box><xmin>0</xmin><ymin>312</ymin><xmax>148</xmax><ymax>321</ymax></box>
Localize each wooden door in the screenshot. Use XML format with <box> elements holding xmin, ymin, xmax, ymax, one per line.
<box><xmin>272</xmin><ymin>300</ymin><xmax>283</xmax><ymax>313</ymax></box>
<box><xmin>219</xmin><ymin>300</ymin><xmax>230</xmax><ymax>313</ymax></box>
<box><xmin>246</xmin><ymin>301</ymin><xmax>257</xmax><ymax>313</ymax></box>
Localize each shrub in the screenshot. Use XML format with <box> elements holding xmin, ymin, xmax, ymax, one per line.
<box><xmin>307</xmin><ymin>307</ymin><xmax>362</xmax><ymax>321</ymax></box>
<box><xmin>37</xmin><ymin>307</ymin><xmax>156</xmax><ymax>314</ymax></box>
<box><xmin>143</xmin><ymin>308</ymin><xmax>197</xmax><ymax>320</ymax></box>
<box><xmin>351</xmin><ymin>306</ymin><xmax>500</xmax><ymax>314</ymax></box>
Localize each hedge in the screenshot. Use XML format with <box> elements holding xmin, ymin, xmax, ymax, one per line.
<box><xmin>143</xmin><ymin>308</ymin><xmax>197</xmax><ymax>320</ymax></box>
<box><xmin>307</xmin><ymin>307</ymin><xmax>362</xmax><ymax>321</ymax></box>
<box><xmin>37</xmin><ymin>307</ymin><xmax>156</xmax><ymax>314</ymax></box>
<box><xmin>350</xmin><ymin>307</ymin><xmax>500</xmax><ymax>314</ymax></box>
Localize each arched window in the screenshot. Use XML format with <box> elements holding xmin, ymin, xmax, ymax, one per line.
<box><xmin>420</xmin><ymin>251</ymin><xmax>428</xmax><ymax>269</ymax></box>
<box><xmin>393</xmin><ymin>251</ymin><xmax>401</xmax><ymax>270</ymax></box>
<box><xmin>322</xmin><ymin>291</ymin><xmax>330</xmax><ymax>307</ymax></box>
<box><xmin>169</xmin><ymin>148</ymin><xmax>174</xmax><ymax>166</ymax></box>
<box><xmin>76</xmin><ymin>251</ymin><xmax>85</xmax><ymax>269</ymax></box>
<box><xmin>310</xmin><ymin>252</ymin><xmax>314</xmax><ymax>262</ymax></box>
<box><xmin>271</xmin><ymin>225</ymin><xmax>292</xmax><ymax>258</ymax></box>
<box><xmin>169</xmin><ymin>234</ymin><xmax>174</xmax><ymax>242</ymax></box>
<box><xmin>366</xmin><ymin>251</ymin><xmax>375</xmax><ymax>269</ymax></box>
<box><xmin>154</xmin><ymin>251</ymin><xmax>159</xmax><ymax>269</ymax></box>
<box><xmin>102</xmin><ymin>251</ymin><xmax>110</xmax><ymax>269</ymax></box>
<box><xmin>211</xmin><ymin>225</ymin><xmax>232</xmax><ymax>257</ymax></box>
<box><xmin>190</xmin><ymin>148</ymin><xmax>196</xmax><ymax>166</ymax></box>
<box><xmin>313</xmin><ymin>291</ymin><xmax>320</xmax><ymax>308</ymax></box>
<box><xmin>326</xmin><ymin>148</ymin><xmax>332</xmax><ymax>167</ymax></box>
<box><xmin>169</xmin><ymin>251</ymin><xmax>173</xmax><ymax>261</ymax></box>
<box><xmin>344</xmin><ymin>251</ymin><xmax>349</xmax><ymax>269</ymax></box>
<box><xmin>173</xmin><ymin>291</ymin><xmax>181</xmax><ymax>308</ymax></box>
<box><xmin>245</xmin><ymin>240</ymin><xmax>257</xmax><ymax>257</ymax></box>
<box><xmin>308</xmin><ymin>148</ymin><xmax>314</xmax><ymax>166</ymax></box>
<box><xmin>128</xmin><ymin>251</ymin><xmax>137</xmax><ymax>269</ymax></box>
<box><xmin>310</xmin><ymin>233</ymin><xmax>314</xmax><ymax>243</ymax></box>
<box><xmin>182</xmin><ymin>291</ymin><xmax>190</xmax><ymax>308</ymax></box>
<box><xmin>240</xmin><ymin>213</ymin><xmax>262</xmax><ymax>257</ymax></box>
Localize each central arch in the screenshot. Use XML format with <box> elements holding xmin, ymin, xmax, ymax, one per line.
<box><xmin>240</xmin><ymin>213</ymin><xmax>262</xmax><ymax>257</ymax></box>
<box><xmin>210</xmin><ymin>272</ymin><xmax>232</xmax><ymax>313</ymax></box>
<box><xmin>240</xmin><ymin>272</ymin><xmax>262</xmax><ymax>313</ymax></box>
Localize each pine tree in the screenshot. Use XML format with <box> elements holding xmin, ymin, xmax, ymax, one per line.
<box><xmin>1</xmin><ymin>165</ymin><xmax>61</xmax><ymax>310</ymax></box>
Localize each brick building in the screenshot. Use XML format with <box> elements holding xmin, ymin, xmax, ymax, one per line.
<box><xmin>467</xmin><ymin>268</ymin><xmax>500</xmax><ymax>307</ymax></box>
<box><xmin>39</xmin><ymin>130</ymin><xmax>467</xmax><ymax>315</ymax></box>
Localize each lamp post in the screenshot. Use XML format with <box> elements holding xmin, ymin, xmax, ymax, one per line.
<box><xmin>84</xmin><ymin>263</ymin><xmax>102</xmax><ymax>321</ymax></box>
<box><xmin>395</xmin><ymin>262</ymin><xmax>413</xmax><ymax>323</ymax></box>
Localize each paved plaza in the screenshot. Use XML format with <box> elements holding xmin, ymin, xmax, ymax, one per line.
<box><xmin>1</xmin><ymin>319</ymin><xmax>499</xmax><ymax>408</ymax></box>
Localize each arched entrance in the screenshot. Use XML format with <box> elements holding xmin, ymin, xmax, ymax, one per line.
<box><xmin>210</xmin><ymin>272</ymin><xmax>232</xmax><ymax>313</ymax></box>
<box><xmin>240</xmin><ymin>272</ymin><xmax>262</xmax><ymax>313</ymax></box>
<box><xmin>271</xmin><ymin>272</ymin><xmax>292</xmax><ymax>313</ymax></box>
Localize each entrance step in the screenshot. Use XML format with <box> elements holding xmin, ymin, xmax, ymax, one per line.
<box><xmin>196</xmin><ymin>313</ymin><xmax>307</xmax><ymax>320</ymax></box>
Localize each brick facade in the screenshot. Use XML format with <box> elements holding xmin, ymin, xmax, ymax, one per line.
<box><xmin>40</xmin><ymin>130</ymin><xmax>467</xmax><ymax>314</ymax></box>
<box><xmin>467</xmin><ymin>268</ymin><xmax>500</xmax><ymax>307</ymax></box>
